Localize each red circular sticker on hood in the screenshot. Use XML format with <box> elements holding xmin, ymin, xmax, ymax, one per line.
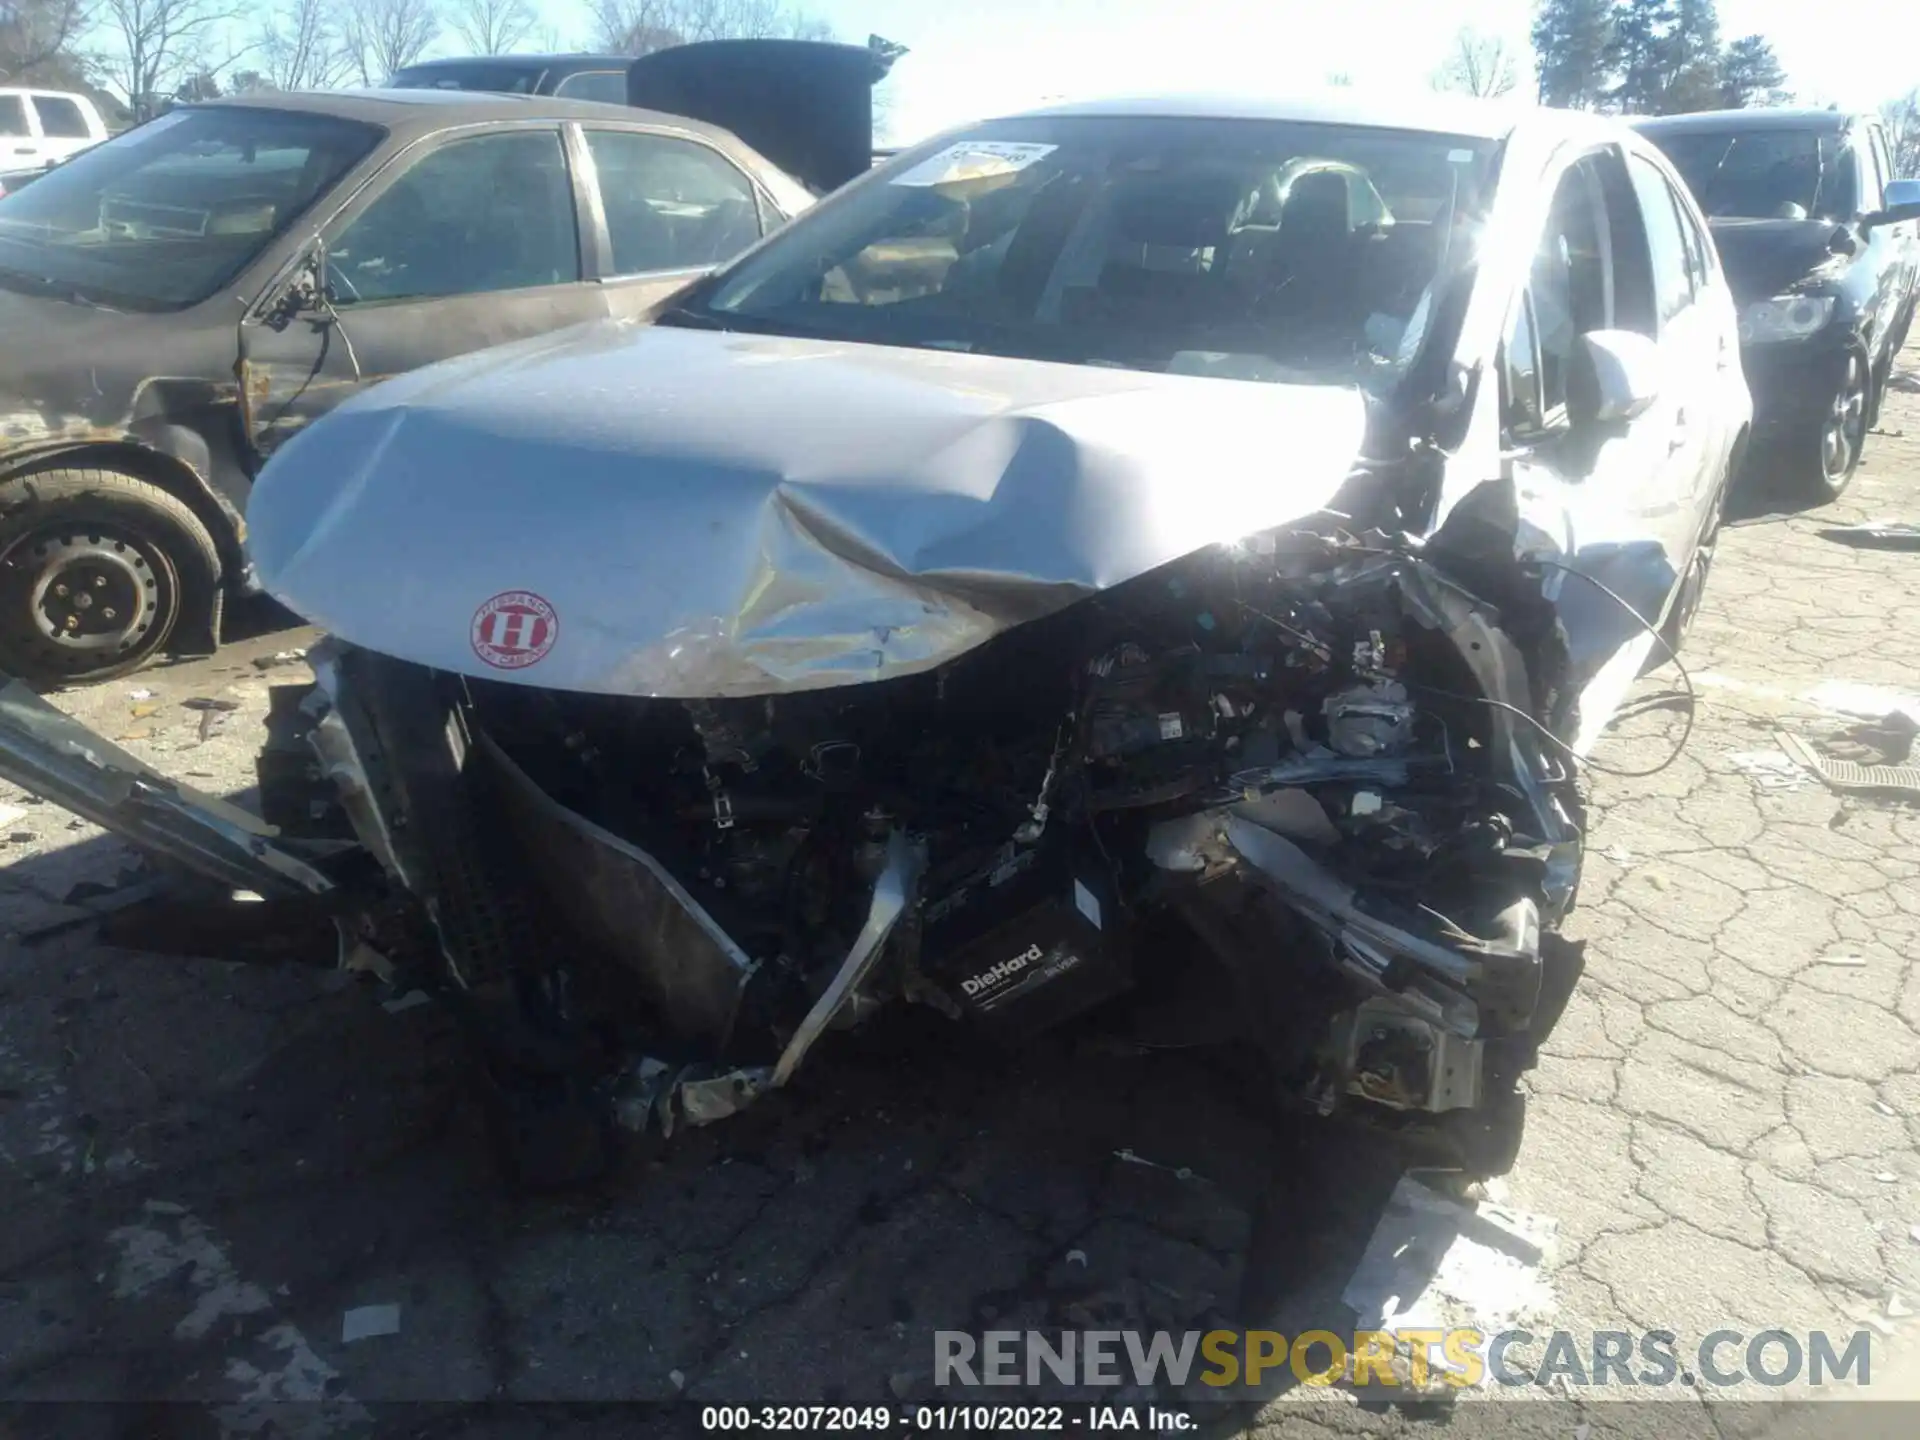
<box><xmin>472</xmin><ymin>591</ymin><xmax>558</xmax><ymax>669</ymax></box>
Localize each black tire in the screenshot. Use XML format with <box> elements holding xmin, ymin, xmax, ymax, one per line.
<box><xmin>0</xmin><ymin>467</ymin><xmax>221</xmax><ymax>689</ymax></box>
<box><xmin>1786</xmin><ymin>350</ymin><xmax>1870</xmax><ymax>502</ymax></box>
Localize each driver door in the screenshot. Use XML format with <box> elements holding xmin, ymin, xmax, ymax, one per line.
<box><xmin>240</xmin><ymin>123</ymin><xmax>602</xmax><ymax>463</ymax></box>
<box><xmin>1497</xmin><ymin>146</ymin><xmax>1705</xmax><ymax>707</ymax></box>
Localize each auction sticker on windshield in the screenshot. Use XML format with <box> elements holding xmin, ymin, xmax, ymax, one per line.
<box><xmin>891</xmin><ymin>142</ymin><xmax>1057</xmax><ymax>187</ymax></box>
<box><xmin>472</xmin><ymin>591</ymin><xmax>558</xmax><ymax>669</ymax></box>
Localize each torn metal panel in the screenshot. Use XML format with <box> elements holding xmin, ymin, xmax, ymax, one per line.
<box><xmin>0</xmin><ymin>679</ymin><xmax>334</xmax><ymax>897</ymax></box>
<box><xmin>480</xmin><ymin>730</ymin><xmax>760</xmax><ymax>1052</ymax></box>
<box><xmin>772</xmin><ymin>829</ymin><xmax>921</xmax><ymax>1086</ymax></box>
<box><xmin>246</xmin><ymin>324</ymin><xmax>1370</xmax><ymax>698</ymax></box>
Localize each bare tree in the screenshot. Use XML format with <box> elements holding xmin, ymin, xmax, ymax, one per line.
<box><xmin>99</xmin><ymin>0</ymin><xmax>236</xmax><ymax>118</ymax></box>
<box><xmin>1884</xmin><ymin>89</ymin><xmax>1920</xmax><ymax>179</ymax></box>
<box><xmin>448</xmin><ymin>0</ymin><xmax>533</xmax><ymax>55</ymax></box>
<box><xmin>253</xmin><ymin>0</ymin><xmax>348</xmax><ymax>90</ymax></box>
<box><xmin>342</xmin><ymin>0</ymin><xmax>437</xmax><ymax>85</ymax></box>
<box><xmin>1</xmin><ymin>0</ymin><xmax>91</xmax><ymax>81</ymax></box>
<box><xmin>1432</xmin><ymin>26</ymin><xmax>1518</xmax><ymax>99</ymax></box>
<box><xmin>586</xmin><ymin>0</ymin><xmax>827</xmax><ymax>57</ymax></box>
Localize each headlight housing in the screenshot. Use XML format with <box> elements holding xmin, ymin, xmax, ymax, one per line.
<box><xmin>1739</xmin><ymin>294</ymin><xmax>1836</xmax><ymax>345</ymax></box>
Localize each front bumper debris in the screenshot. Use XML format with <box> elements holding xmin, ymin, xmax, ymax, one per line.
<box><xmin>0</xmin><ymin>527</ymin><xmax>1604</xmax><ymax>1177</ymax></box>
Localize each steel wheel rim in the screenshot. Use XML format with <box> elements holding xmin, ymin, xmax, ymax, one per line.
<box><xmin>6</xmin><ymin>526</ymin><xmax>174</xmax><ymax>668</ymax></box>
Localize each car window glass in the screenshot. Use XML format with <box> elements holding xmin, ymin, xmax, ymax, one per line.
<box><xmin>1870</xmin><ymin>130</ymin><xmax>1898</xmax><ymax>194</ymax></box>
<box><xmin>1861</xmin><ymin>133</ymin><xmax>1888</xmax><ymax>211</ymax></box>
<box><xmin>1629</xmin><ymin>155</ymin><xmax>1691</xmax><ymax>324</ymax></box>
<box><xmin>331</xmin><ymin>130</ymin><xmax>578</xmax><ymax>306</ymax></box>
<box><xmin>1653</xmin><ymin>129</ymin><xmax>1854</xmax><ymax>221</ymax></box>
<box><xmin>584</xmin><ymin>129</ymin><xmax>760</xmax><ymax>273</ymax></box>
<box><xmin>696</xmin><ymin>116</ymin><xmax>1499</xmax><ymax>393</ymax></box>
<box><xmin>1668</xmin><ymin>177</ymin><xmax>1710</xmax><ymax>297</ymax></box>
<box><xmin>0</xmin><ymin>96</ymin><xmax>28</xmax><ymax>137</ymax></box>
<box><xmin>1503</xmin><ymin>291</ymin><xmax>1543</xmax><ymax>432</ymax></box>
<box><xmin>1852</xmin><ymin>139</ymin><xmax>1881</xmax><ymax>212</ymax></box>
<box><xmin>554</xmin><ymin>71</ymin><xmax>626</xmax><ymax>104</ymax></box>
<box><xmin>1531</xmin><ymin>157</ymin><xmax>1614</xmax><ymax>414</ymax></box>
<box><xmin>0</xmin><ymin>107</ymin><xmax>380</xmax><ymax>311</ymax></box>
<box><xmin>31</xmin><ymin>96</ymin><xmax>90</xmax><ymax>139</ymax></box>
<box><xmin>388</xmin><ymin>63</ymin><xmax>540</xmax><ymax>93</ymax></box>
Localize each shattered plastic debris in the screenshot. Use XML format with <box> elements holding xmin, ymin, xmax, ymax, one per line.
<box><xmin>614</xmin><ymin>1058</ymin><xmax>769</xmax><ymax>1137</ymax></box>
<box><xmin>252</xmin><ymin>649</ymin><xmax>309</xmax><ymax>671</ymax></box>
<box><xmin>1113</xmin><ymin>1148</ymin><xmax>1198</xmax><ymax>1183</ymax></box>
<box><xmin>1065</xmin><ymin>1249</ymin><xmax>1088</xmax><ymax>1267</ymax></box>
<box><xmin>380</xmin><ymin>990</ymin><xmax>432</xmax><ymax>1015</ymax></box>
<box><xmin>1815</xmin><ymin>954</ymin><xmax>1868</xmax><ymax>968</ymax></box>
<box><xmin>1341</xmin><ymin>1175</ymin><xmax>1556</xmax><ymax>1391</ymax></box>
<box><xmin>1725</xmin><ymin>748</ymin><xmax>1808</xmax><ymax>792</ymax></box>
<box><xmin>128</xmin><ymin>688</ymin><xmax>154</xmax><ymax>701</ymax></box>
<box><xmin>340</xmin><ymin>1304</ymin><xmax>400</xmax><ymax>1343</ymax></box>
<box><xmin>0</xmin><ymin>802</ymin><xmax>24</xmax><ymax>828</ymax></box>
<box><xmin>1777</xmin><ymin>731</ymin><xmax>1920</xmax><ymax>801</ymax></box>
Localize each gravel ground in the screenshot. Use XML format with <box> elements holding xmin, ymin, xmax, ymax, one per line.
<box><xmin>2</xmin><ymin>347</ymin><xmax>1918</xmax><ymax>1438</ymax></box>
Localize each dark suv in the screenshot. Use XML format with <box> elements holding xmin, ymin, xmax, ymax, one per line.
<box><xmin>387</xmin><ymin>54</ymin><xmax>634</xmax><ymax>105</ymax></box>
<box><xmin>1634</xmin><ymin>108</ymin><xmax>1920</xmax><ymax>499</ymax></box>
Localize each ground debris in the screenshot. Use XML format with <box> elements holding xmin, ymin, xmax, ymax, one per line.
<box><xmin>340</xmin><ymin>1304</ymin><xmax>401</xmax><ymax>1343</ymax></box>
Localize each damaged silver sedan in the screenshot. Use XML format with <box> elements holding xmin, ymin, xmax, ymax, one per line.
<box><xmin>0</xmin><ymin>94</ymin><xmax>1749</xmax><ymax>1183</ymax></box>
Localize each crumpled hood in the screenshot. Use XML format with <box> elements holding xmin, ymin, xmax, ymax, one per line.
<box><xmin>248</xmin><ymin>321</ymin><xmax>1369</xmax><ymax>697</ymax></box>
<box><xmin>1707</xmin><ymin>217</ymin><xmax>1855</xmax><ymax>305</ymax></box>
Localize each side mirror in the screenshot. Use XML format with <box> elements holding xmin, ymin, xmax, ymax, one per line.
<box><xmin>1862</xmin><ymin>178</ymin><xmax>1920</xmax><ymax>231</ymax></box>
<box><xmin>1575</xmin><ymin>329</ymin><xmax>1663</xmax><ymax>426</ymax></box>
<box><xmin>264</xmin><ymin>239</ymin><xmax>330</xmax><ymax>330</ymax></box>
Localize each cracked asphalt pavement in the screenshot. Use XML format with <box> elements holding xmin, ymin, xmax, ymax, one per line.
<box><xmin>3</xmin><ymin>348</ymin><xmax>1919</xmax><ymax>1437</ymax></box>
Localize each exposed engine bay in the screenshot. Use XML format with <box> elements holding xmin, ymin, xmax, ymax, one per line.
<box><xmin>259</xmin><ymin>522</ymin><xmax>1586</xmax><ymax>1178</ymax></box>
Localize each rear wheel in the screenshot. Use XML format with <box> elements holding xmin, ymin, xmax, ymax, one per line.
<box><xmin>1787</xmin><ymin>351</ymin><xmax>1869</xmax><ymax>502</ymax></box>
<box><xmin>0</xmin><ymin>468</ymin><xmax>220</xmax><ymax>689</ymax></box>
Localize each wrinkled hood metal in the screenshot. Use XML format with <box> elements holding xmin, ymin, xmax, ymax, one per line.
<box><xmin>247</xmin><ymin>322</ymin><xmax>1371</xmax><ymax>698</ymax></box>
<box><xmin>1706</xmin><ymin>217</ymin><xmax>1855</xmax><ymax>305</ymax></box>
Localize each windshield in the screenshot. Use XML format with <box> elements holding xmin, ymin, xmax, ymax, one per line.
<box><xmin>681</xmin><ymin>115</ymin><xmax>1497</xmax><ymax>391</ymax></box>
<box><xmin>388</xmin><ymin>62</ymin><xmax>546</xmax><ymax>94</ymax></box>
<box><xmin>0</xmin><ymin>106</ymin><xmax>380</xmax><ymax>311</ymax></box>
<box><xmin>1650</xmin><ymin>129</ymin><xmax>1855</xmax><ymax>222</ymax></box>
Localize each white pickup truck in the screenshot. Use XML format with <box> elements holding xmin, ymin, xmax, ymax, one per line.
<box><xmin>0</xmin><ymin>87</ymin><xmax>110</xmax><ymax>173</ymax></box>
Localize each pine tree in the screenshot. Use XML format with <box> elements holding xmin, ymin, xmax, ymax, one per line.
<box><xmin>1607</xmin><ymin>0</ymin><xmax>1674</xmax><ymax>113</ymax></box>
<box><xmin>1531</xmin><ymin>0</ymin><xmax>1616</xmax><ymax>110</ymax></box>
<box><xmin>1718</xmin><ymin>34</ymin><xmax>1788</xmax><ymax>109</ymax></box>
<box><xmin>1657</xmin><ymin>0</ymin><xmax>1723</xmax><ymax>113</ymax></box>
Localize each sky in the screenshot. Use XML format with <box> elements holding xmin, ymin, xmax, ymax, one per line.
<box><xmin>523</xmin><ymin>0</ymin><xmax>1919</xmax><ymax>146</ymax></box>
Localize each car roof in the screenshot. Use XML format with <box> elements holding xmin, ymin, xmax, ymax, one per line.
<box><xmin>1007</xmin><ymin>91</ymin><xmax>1536</xmax><ymax>141</ymax></box>
<box><xmin>395</xmin><ymin>53</ymin><xmax>630</xmax><ymax>71</ymax></box>
<box><xmin>196</xmin><ymin>88</ymin><xmax>741</xmax><ymax>147</ymax></box>
<box><xmin>1631</xmin><ymin>108</ymin><xmax>1859</xmax><ymax>136</ymax></box>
